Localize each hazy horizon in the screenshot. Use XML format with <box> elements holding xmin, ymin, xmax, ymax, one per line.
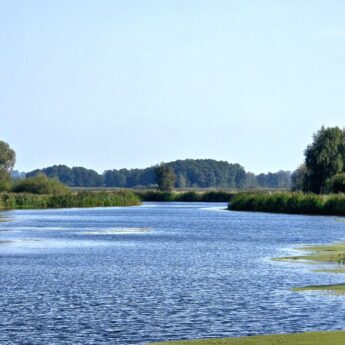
<box><xmin>1</xmin><ymin>1</ymin><xmax>344</xmax><ymax>174</ymax></box>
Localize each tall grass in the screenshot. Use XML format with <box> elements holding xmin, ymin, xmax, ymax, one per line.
<box><xmin>0</xmin><ymin>191</ymin><xmax>140</xmax><ymax>209</ymax></box>
<box><xmin>229</xmin><ymin>192</ymin><xmax>345</xmax><ymax>216</ymax></box>
<box><xmin>136</xmin><ymin>190</ymin><xmax>235</xmax><ymax>202</ymax></box>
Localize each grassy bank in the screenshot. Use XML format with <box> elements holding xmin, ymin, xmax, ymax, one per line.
<box><xmin>150</xmin><ymin>331</ymin><xmax>345</xmax><ymax>344</ymax></box>
<box><xmin>136</xmin><ymin>190</ymin><xmax>236</xmax><ymax>202</ymax></box>
<box><xmin>0</xmin><ymin>191</ymin><xmax>141</xmax><ymax>209</ymax></box>
<box><xmin>229</xmin><ymin>192</ymin><xmax>345</xmax><ymax>215</ymax></box>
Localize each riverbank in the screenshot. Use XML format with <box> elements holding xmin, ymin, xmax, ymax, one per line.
<box><xmin>0</xmin><ymin>190</ymin><xmax>141</xmax><ymax>209</ymax></box>
<box><xmin>136</xmin><ymin>190</ymin><xmax>235</xmax><ymax>202</ymax></box>
<box><xmin>229</xmin><ymin>192</ymin><xmax>345</xmax><ymax>216</ymax></box>
<box><xmin>150</xmin><ymin>331</ymin><xmax>345</xmax><ymax>344</ymax></box>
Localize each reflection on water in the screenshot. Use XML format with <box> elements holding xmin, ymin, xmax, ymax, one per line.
<box><xmin>1</xmin><ymin>203</ymin><xmax>345</xmax><ymax>344</ymax></box>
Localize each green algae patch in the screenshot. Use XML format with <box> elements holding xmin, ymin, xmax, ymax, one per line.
<box><xmin>274</xmin><ymin>242</ymin><xmax>345</xmax><ymax>293</ymax></box>
<box><xmin>293</xmin><ymin>284</ymin><xmax>345</xmax><ymax>294</ymax></box>
<box><xmin>275</xmin><ymin>243</ymin><xmax>345</xmax><ymax>264</ymax></box>
<box><xmin>149</xmin><ymin>331</ymin><xmax>345</xmax><ymax>345</ymax></box>
<box><xmin>313</xmin><ymin>268</ymin><xmax>345</xmax><ymax>274</ymax></box>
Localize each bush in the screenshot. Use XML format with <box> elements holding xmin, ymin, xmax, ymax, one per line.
<box><xmin>12</xmin><ymin>174</ymin><xmax>69</xmax><ymax>195</ymax></box>
<box><xmin>324</xmin><ymin>173</ymin><xmax>345</xmax><ymax>194</ymax></box>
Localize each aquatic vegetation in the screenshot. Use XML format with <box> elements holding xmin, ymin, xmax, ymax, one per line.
<box><xmin>293</xmin><ymin>284</ymin><xmax>345</xmax><ymax>294</ymax></box>
<box><xmin>137</xmin><ymin>190</ymin><xmax>235</xmax><ymax>202</ymax></box>
<box><xmin>150</xmin><ymin>331</ymin><xmax>345</xmax><ymax>345</ymax></box>
<box><xmin>229</xmin><ymin>192</ymin><xmax>345</xmax><ymax>216</ymax></box>
<box><xmin>275</xmin><ymin>241</ymin><xmax>345</xmax><ymax>294</ymax></box>
<box><xmin>0</xmin><ymin>191</ymin><xmax>140</xmax><ymax>209</ymax></box>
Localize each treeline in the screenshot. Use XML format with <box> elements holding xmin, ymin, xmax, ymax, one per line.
<box><xmin>291</xmin><ymin>126</ymin><xmax>345</xmax><ymax>194</ymax></box>
<box><xmin>27</xmin><ymin>159</ymin><xmax>291</xmax><ymax>189</ymax></box>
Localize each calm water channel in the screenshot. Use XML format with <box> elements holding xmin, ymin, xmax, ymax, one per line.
<box><xmin>1</xmin><ymin>202</ymin><xmax>345</xmax><ymax>344</ymax></box>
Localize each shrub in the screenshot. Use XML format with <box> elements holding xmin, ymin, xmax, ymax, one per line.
<box><xmin>12</xmin><ymin>174</ymin><xmax>69</xmax><ymax>195</ymax></box>
<box><xmin>324</xmin><ymin>173</ymin><xmax>345</xmax><ymax>194</ymax></box>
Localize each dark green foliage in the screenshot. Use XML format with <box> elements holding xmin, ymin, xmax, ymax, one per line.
<box><xmin>0</xmin><ymin>140</ymin><xmax>16</xmax><ymax>171</ymax></box>
<box><xmin>155</xmin><ymin>163</ymin><xmax>176</xmax><ymax>192</ymax></box>
<box><xmin>291</xmin><ymin>164</ymin><xmax>307</xmax><ymax>191</ymax></box>
<box><xmin>137</xmin><ymin>190</ymin><xmax>235</xmax><ymax>202</ymax></box>
<box><xmin>12</xmin><ymin>174</ymin><xmax>69</xmax><ymax>194</ymax></box>
<box><xmin>136</xmin><ymin>191</ymin><xmax>176</xmax><ymax>201</ymax></box>
<box><xmin>0</xmin><ymin>191</ymin><xmax>140</xmax><ymax>209</ymax></box>
<box><xmin>0</xmin><ymin>140</ymin><xmax>16</xmax><ymax>192</ymax></box>
<box><xmin>104</xmin><ymin>168</ymin><xmax>155</xmax><ymax>188</ymax></box>
<box><xmin>201</xmin><ymin>191</ymin><xmax>234</xmax><ymax>202</ymax></box>
<box><xmin>28</xmin><ymin>160</ymin><xmax>290</xmax><ymax>189</ymax></box>
<box><xmin>177</xmin><ymin>191</ymin><xmax>202</xmax><ymax>202</ymax></box>
<box><xmin>0</xmin><ymin>169</ymin><xmax>12</xmax><ymax>192</ymax></box>
<box><xmin>229</xmin><ymin>192</ymin><xmax>345</xmax><ymax>216</ymax></box>
<box><xmin>256</xmin><ymin>170</ymin><xmax>291</xmax><ymax>189</ymax></box>
<box><xmin>27</xmin><ymin>165</ymin><xmax>104</xmax><ymax>187</ymax></box>
<box><xmin>323</xmin><ymin>194</ymin><xmax>345</xmax><ymax>215</ymax></box>
<box><xmin>304</xmin><ymin>126</ymin><xmax>345</xmax><ymax>193</ymax></box>
<box><xmin>324</xmin><ymin>173</ymin><xmax>345</xmax><ymax>194</ymax></box>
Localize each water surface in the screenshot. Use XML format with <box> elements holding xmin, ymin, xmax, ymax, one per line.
<box><xmin>1</xmin><ymin>202</ymin><xmax>345</xmax><ymax>344</ymax></box>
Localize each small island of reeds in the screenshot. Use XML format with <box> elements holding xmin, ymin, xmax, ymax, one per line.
<box><xmin>229</xmin><ymin>192</ymin><xmax>345</xmax><ymax>216</ymax></box>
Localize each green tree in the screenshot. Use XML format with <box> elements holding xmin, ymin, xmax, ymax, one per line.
<box><xmin>324</xmin><ymin>173</ymin><xmax>345</xmax><ymax>194</ymax></box>
<box><xmin>12</xmin><ymin>174</ymin><xmax>69</xmax><ymax>194</ymax></box>
<box><xmin>291</xmin><ymin>164</ymin><xmax>307</xmax><ymax>191</ymax></box>
<box><xmin>176</xmin><ymin>174</ymin><xmax>187</xmax><ymax>188</ymax></box>
<box><xmin>0</xmin><ymin>140</ymin><xmax>16</xmax><ymax>191</ymax></box>
<box><xmin>154</xmin><ymin>163</ymin><xmax>176</xmax><ymax>192</ymax></box>
<box><xmin>304</xmin><ymin>126</ymin><xmax>345</xmax><ymax>193</ymax></box>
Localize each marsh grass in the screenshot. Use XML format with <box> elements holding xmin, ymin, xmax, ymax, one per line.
<box><xmin>293</xmin><ymin>284</ymin><xmax>345</xmax><ymax>294</ymax></box>
<box><xmin>0</xmin><ymin>191</ymin><xmax>140</xmax><ymax>209</ymax></box>
<box><xmin>137</xmin><ymin>190</ymin><xmax>235</xmax><ymax>202</ymax></box>
<box><xmin>275</xmin><ymin>241</ymin><xmax>345</xmax><ymax>294</ymax></box>
<box><xmin>229</xmin><ymin>192</ymin><xmax>345</xmax><ymax>216</ymax></box>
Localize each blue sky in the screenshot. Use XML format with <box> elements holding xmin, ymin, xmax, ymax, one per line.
<box><xmin>0</xmin><ymin>1</ymin><xmax>344</xmax><ymax>173</ymax></box>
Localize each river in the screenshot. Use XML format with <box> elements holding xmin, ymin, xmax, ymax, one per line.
<box><xmin>1</xmin><ymin>202</ymin><xmax>345</xmax><ymax>344</ymax></box>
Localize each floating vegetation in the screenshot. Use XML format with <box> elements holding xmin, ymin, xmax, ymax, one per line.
<box><xmin>293</xmin><ymin>284</ymin><xmax>345</xmax><ymax>294</ymax></box>
<box><xmin>275</xmin><ymin>241</ymin><xmax>345</xmax><ymax>294</ymax></box>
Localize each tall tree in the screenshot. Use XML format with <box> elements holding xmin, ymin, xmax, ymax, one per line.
<box><xmin>304</xmin><ymin>126</ymin><xmax>345</xmax><ymax>193</ymax></box>
<box><xmin>0</xmin><ymin>140</ymin><xmax>16</xmax><ymax>191</ymax></box>
<box><xmin>155</xmin><ymin>163</ymin><xmax>176</xmax><ymax>192</ymax></box>
<box><xmin>291</xmin><ymin>164</ymin><xmax>307</xmax><ymax>191</ymax></box>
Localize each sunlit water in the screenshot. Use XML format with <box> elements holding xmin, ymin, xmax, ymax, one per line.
<box><xmin>1</xmin><ymin>202</ymin><xmax>345</xmax><ymax>344</ymax></box>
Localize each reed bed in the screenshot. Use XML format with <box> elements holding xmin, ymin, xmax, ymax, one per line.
<box><xmin>136</xmin><ymin>190</ymin><xmax>235</xmax><ymax>202</ymax></box>
<box><xmin>229</xmin><ymin>192</ymin><xmax>345</xmax><ymax>216</ymax></box>
<box><xmin>0</xmin><ymin>191</ymin><xmax>141</xmax><ymax>209</ymax></box>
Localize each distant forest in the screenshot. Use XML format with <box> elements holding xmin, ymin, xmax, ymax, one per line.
<box><xmin>25</xmin><ymin>159</ymin><xmax>291</xmax><ymax>189</ymax></box>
